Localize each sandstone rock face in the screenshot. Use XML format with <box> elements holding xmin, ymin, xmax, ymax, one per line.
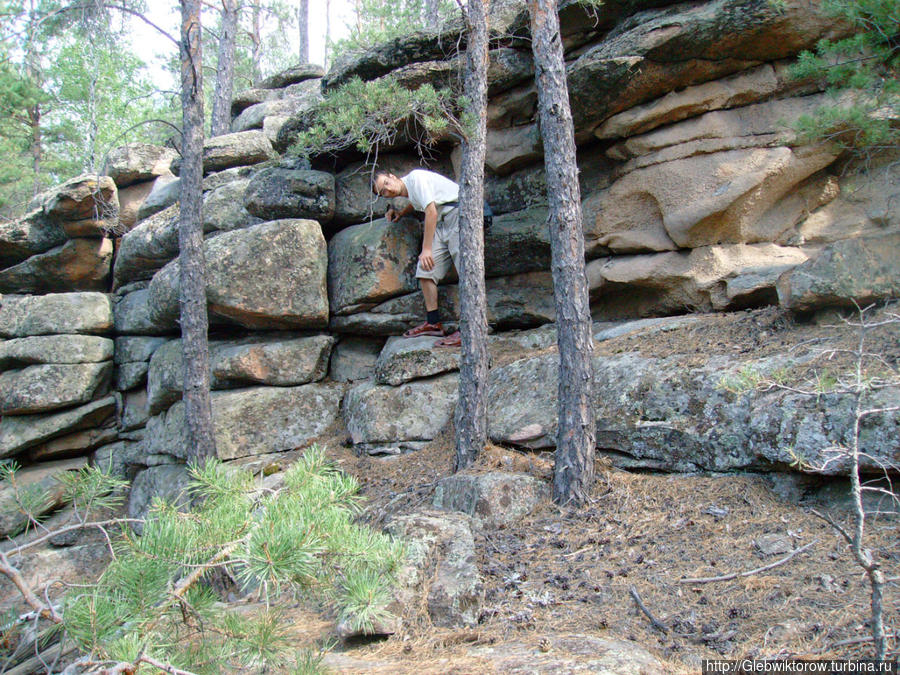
<box><xmin>0</xmin><ymin>209</ymin><xmax>66</xmax><ymax>268</ymax></box>
<box><xmin>117</xmin><ymin>180</ymin><xmax>157</xmax><ymax>231</ymax></box>
<box><xmin>149</xmin><ymin>219</ymin><xmax>329</xmax><ymax>330</ymax></box>
<box><xmin>485</xmin><ymin>123</ymin><xmax>543</xmax><ymax>175</ymax></box>
<box><xmin>487</xmin><ymin>347</ymin><xmax>899</xmax><ymax>475</ymax></box>
<box><xmin>582</xmin><ymin>145</ymin><xmax>837</xmax><ymax>254</ymax></box>
<box><xmin>27</xmin><ymin>425</ymin><xmax>117</xmax><ymax>462</ymax></box>
<box><xmin>172</xmin><ymin>130</ymin><xmax>275</xmax><ymax>174</ymax></box>
<box><xmin>327</xmin><ymin>217</ymin><xmax>422</xmax><ymax>315</ymax></box>
<box><xmin>386</xmin><ymin>510</ymin><xmax>484</xmax><ymax>628</ymax></box>
<box><xmin>0</xmin><ymin>362</ymin><xmax>112</xmax><ymax>415</ymax></box>
<box><xmin>243</xmin><ymin>167</ymin><xmax>335</xmax><ymax>221</ymax></box>
<box><xmin>0</xmin><ymin>457</ymin><xmax>88</xmax><ymax>537</ymax></box>
<box><xmin>433</xmin><ymin>472</ymin><xmax>549</xmax><ymax>528</ymax></box>
<box><xmin>566</xmin><ymin>0</ymin><xmax>850</xmax><ymax>139</ymax></box>
<box><xmin>484</xmin><ymin>206</ymin><xmax>550</xmax><ymax>277</ymax></box>
<box><xmin>0</xmin><ymin>396</ymin><xmax>116</xmax><ymax>459</ymax></box>
<box><xmin>113</xmin><ymin>203</ymin><xmax>181</xmax><ymax>288</ymax></box>
<box><xmin>232</xmin><ymin>79</ymin><xmax>323</xmax><ymax>133</ymax></box>
<box><xmin>374</xmin><ymin>335</ymin><xmax>460</xmax><ymax>385</ymax></box>
<box><xmin>0</xmin><ymin>335</ymin><xmax>113</xmax><ymax>368</ymax></box>
<box><xmin>114</xmin><ymin>336</ymin><xmax>168</xmax><ymax>364</ymax></box>
<box><xmin>587</xmin><ymin>243</ymin><xmax>810</xmax><ymax>316</ymax></box>
<box><xmin>43</xmin><ymin>175</ymin><xmax>118</xmax><ymax>222</ymax></box>
<box><xmin>143</xmin><ymin>383</ymin><xmax>343</xmax><ymax>461</ymax></box>
<box><xmin>0</xmin><ymin>293</ymin><xmax>113</xmax><ymax>338</ymax></box>
<box><xmin>0</xmin><ymin>237</ymin><xmax>113</xmax><ymax>293</ymax></box>
<box><xmin>777</xmin><ymin>234</ymin><xmax>900</xmax><ymax>311</ymax></box>
<box><xmin>343</xmin><ymin>374</ymin><xmax>458</xmax><ymax>453</ymax></box>
<box><xmin>104</xmin><ymin>144</ymin><xmax>176</xmax><ymax>187</ymax></box>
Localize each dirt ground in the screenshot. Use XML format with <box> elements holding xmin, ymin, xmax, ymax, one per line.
<box><xmin>322</xmin><ymin>305</ymin><xmax>900</xmax><ymax>672</ymax></box>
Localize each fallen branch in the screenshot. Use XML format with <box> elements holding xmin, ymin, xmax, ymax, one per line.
<box><xmin>679</xmin><ymin>539</ymin><xmax>818</xmax><ymax>584</ymax></box>
<box><xmin>628</xmin><ymin>585</ymin><xmax>668</xmax><ymax>633</ymax></box>
<box><xmin>0</xmin><ymin>550</ymin><xmax>61</xmax><ymax>623</ymax></box>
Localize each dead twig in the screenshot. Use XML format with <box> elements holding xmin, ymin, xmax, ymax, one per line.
<box><xmin>628</xmin><ymin>585</ymin><xmax>668</xmax><ymax>634</ymax></box>
<box><xmin>679</xmin><ymin>539</ymin><xmax>818</xmax><ymax>584</ymax></box>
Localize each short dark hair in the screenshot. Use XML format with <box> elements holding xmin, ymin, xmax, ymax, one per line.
<box><xmin>372</xmin><ymin>170</ymin><xmax>391</xmax><ymax>196</ymax></box>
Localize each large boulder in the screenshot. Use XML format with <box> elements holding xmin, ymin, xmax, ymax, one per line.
<box><xmin>203</xmin><ymin>179</ymin><xmax>262</xmax><ymax>232</ymax></box>
<box><xmin>484</xmin><ymin>123</ymin><xmax>543</xmax><ymax>176</ymax></box>
<box><xmin>433</xmin><ymin>472</ymin><xmax>549</xmax><ymax>528</ymax></box>
<box><xmin>386</xmin><ymin>511</ymin><xmax>484</xmax><ymax>628</ymax></box>
<box><xmin>0</xmin><ymin>395</ymin><xmax>116</xmax><ymax>459</ymax></box>
<box><xmin>0</xmin><ymin>335</ymin><xmax>113</xmax><ymax>369</ymax></box>
<box><xmin>486</xmin><ymin>339</ymin><xmax>899</xmax><ymax>474</ymax></box>
<box><xmin>231</xmin><ymin>87</ymin><xmax>281</xmax><ymax>117</ymax></box>
<box><xmin>147</xmin><ymin>334</ymin><xmax>335</xmax><ymax>414</ymax></box>
<box><xmin>104</xmin><ymin>144</ymin><xmax>176</xmax><ymax>188</ymax></box>
<box><xmin>327</xmin><ymin>217</ymin><xmax>422</xmax><ymax>315</ymax></box>
<box><xmin>143</xmin><ymin>383</ymin><xmax>343</xmax><ymax>461</ymax></box>
<box><xmin>243</xmin><ymin>167</ymin><xmax>335</xmax><ymax>221</ymax></box>
<box><xmin>565</xmin><ymin>0</ymin><xmax>851</xmax><ymax>139</ymax></box>
<box><xmin>374</xmin><ymin>335</ymin><xmax>460</xmax><ymax>385</ymax></box>
<box><xmin>127</xmin><ymin>464</ymin><xmax>192</xmax><ymax>527</ymax></box>
<box><xmin>777</xmin><ymin>233</ymin><xmax>900</xmax><ymax>312</ymax></box>
<box><xmin>0</xmin><ymin>237</ymin><xmax>113</xmax><ymax>293</ymax></box>
<box><xmin>343</xmin><ymin>374</ymin><xmax>458</xmax><ymax>453</ymax></box>
<box><xmin>0</xmin><ymin>362</ymin><xmax>112</xmax><ymax>415</ymax></box>
<box><xmin>231</xmin><ymin>79</ymin><xmax>323</xmax><ymax>133</ymax></box>
<box><xmin>113</xmin><ymin>203</ymin><xmax>181</xmax><ymax>288</ymax></box>
<box><xmin>148</xmin><ymin>219</ymin><xmax>329</xmax><ymax>330</ymax></box>
<box><xmin>172</xmin><ymin>130</ymin><xmax>276</xmax><ymax>174</ymax></box>
<box><xmin>587</xmin><ymin>243</ymin><xmax>810</xmax><ymax>316</ymax></box>
<box><xmin>0</xmin><ymin>293</ymin><xmax>113</xmax><ymax>338</ymax></box>
<box><xmin>258</xmin><ymin>63</ymin><xmax>324</xmax><ymax>89</ymax></box>
<box><xmin>113</xmin><ymin>287</ymin><xmax>172</xmax><ymax>336</ymax></box>
<box><xmin>26</xmin><ymin>425</ymin><xmax>118</xmax><ymax>462</ymax></box>
<box><xmin>484</xmin><ymin>206</ymin><xmax>550</xmax><ymax>277</ymax></box>
<box><xmin>0</xmin><ymin>209</ymin><xmax>66</xmax><ymax>269</ymax></box>
<box><xmin>42</xmin><ymin>175</ymin><xmax>118</xmax><ymax>222</ymax></box>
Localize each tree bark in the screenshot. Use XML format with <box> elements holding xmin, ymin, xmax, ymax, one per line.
<box><xmin>298</xmin><ymin>0</ymin><xmax>309</xmax><ymax>64</ymax></box>
<box><xmin>210</xmin><ymin>0</ymin><xmax>238</xmax><ymax>137</ymax></box>
<box><xmin>528</xmin><ymin>0</ymin><xmax>596</xmax><ymax>504</ymax></box>
<box><xmin>250</xmin><ymin>1</ymin><xmax>262</xmax><ymax>85</ymax></box>
<box><xmin>454</xmin><ymin>0</ymin><xmax>490</xmax><ymax>471</ymax></box>
<box><xmin>179</xmin><ymin>0</ymin><xmax>217</xmax><ymax>462</ymax></box>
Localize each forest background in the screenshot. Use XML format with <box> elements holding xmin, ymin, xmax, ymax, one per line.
<box><xmin>0</xmin><ymin>0</ymin><xmax>457</xmax><ymax>219</ymax></box>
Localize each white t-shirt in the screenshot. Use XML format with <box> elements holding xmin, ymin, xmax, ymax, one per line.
<box><xmin>401</xmin><ymin>170</ymin><xmax>459</xmax><ymax>213</ymax></box>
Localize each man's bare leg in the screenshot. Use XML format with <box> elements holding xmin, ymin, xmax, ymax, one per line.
<box><xmin>421</xmin><ymin>278</ymin><xmax>439</xmax><ymax>312</ymax></box>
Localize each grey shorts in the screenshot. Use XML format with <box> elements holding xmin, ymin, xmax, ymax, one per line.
<box><xmin>415</xmin><ymin>207</ymin><xmax>459</xmax><ymax>282</ymax></box>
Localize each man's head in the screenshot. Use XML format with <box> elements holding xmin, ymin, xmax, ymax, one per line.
<box><xmin>372</xmin><ymin>171</ymin><xmax>405</xmax><ymax>198</ymax></box>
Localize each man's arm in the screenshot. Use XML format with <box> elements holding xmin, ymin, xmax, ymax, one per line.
<box><xmin>419</xmin><ymin>202</ymin><xmax>438</xmax><ymax>271</ymax></box>
<box><xmin>385</xmin><ymin>202</ymin><xmax>414</xmax><ymax>222</ymax></box>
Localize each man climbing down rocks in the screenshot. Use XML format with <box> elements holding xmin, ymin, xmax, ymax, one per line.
<box><xmin>373</xmin><ymin>168</ymin><xmax>462</xmax><ymax>348</ymax></box>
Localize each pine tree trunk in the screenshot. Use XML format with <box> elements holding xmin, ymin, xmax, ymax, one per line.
<box><xmin>454</xmin><ymin>0</ymin><xmax>490</xmax><ymax>471</ymax></box>
<box><xmin>210</xmin><ymin>0</ymin><xmax>238</xmax><ymax>138</ymax></box>
<box><xmin>298</xmin><ymin>0</ymin><xmax>310</xmax><ymax>63</ymax></box>
<box><xmin>324</xmin><ymin>0</ymin><xmax>332</xmax><ymax>71</ymax></box>
<box><xmin>250</xmin><ymin>2</ymin><xmax>262</xmax><ymax>85</ymax></box>
<box><xmin>179</xmin><ymin>0</ymin><xmax>217</xmax><ymax>462</ymax></box>
<box><xmin>528</xmin><ymin>0</ymin><xmax>596</xmax><ymax>504</ymax></box>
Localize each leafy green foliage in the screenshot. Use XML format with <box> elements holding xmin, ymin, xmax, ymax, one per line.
<box><xmin>331</xmin><ymin>0</ymin><xmax>459</xmax><ymax>56</ymax></box>
<box><xmin>786</xmin><ymin>0</ymin><xmax>899</xmax><ymax>154</ymax></box>
<box><xmin>62</xmin><ymin>446</ymin><xmax>405</xmax><ymax>672</ymax></box>
<box><xmin>289</xmin><ymin>76</ymin><xmax>455</xmax><ymax>158</ymax></box>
